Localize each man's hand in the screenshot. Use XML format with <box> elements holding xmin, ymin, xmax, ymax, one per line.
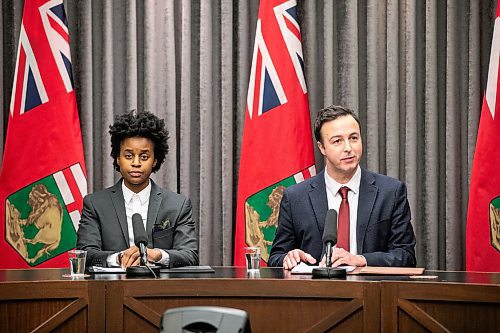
<box><xmin>120</xmin><ymin>246</ymin><xmax>162</xmax><ymax>268</ymax></box>
<box><xmin>319</xmin><ymin>247</ymin><xmax>367</xmax><ymax>267</ymax></box>
<box><xmin>283</xmin><ymin>249</ymin><xmax>316</xmax><ymax>270</ymax></box>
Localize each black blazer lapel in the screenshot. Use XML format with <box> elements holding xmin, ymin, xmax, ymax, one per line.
<box><xmin>110</xmin><ymin>180</ymin><xmax>129</xmax><ymax>245</ymax></box>
<box><xmin>357</xmin><ymin>169</ymin><xmax>377</xmax><ymax>254</ymax></box>
<box><xmin>147</xmin><ymin>180</ymin><xmax>162</xmax><ymax>245</ymax></box>
<box><xmin>308</xmin><ymin>171</ymin><xmax>328</xmax><ymax>235</ymax></box>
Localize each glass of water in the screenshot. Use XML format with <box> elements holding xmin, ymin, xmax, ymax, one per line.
<box><xmin>68</xmin><ymin>249</ymin><xmax>87</xmax><ymax>277</ymax></box>
<box><xmin>244</xmin><ymin>246</ymin><xmax>261</xmax><ymax>272</ymax></box>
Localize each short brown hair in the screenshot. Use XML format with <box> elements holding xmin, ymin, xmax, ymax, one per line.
<box><xmin>314</xmin><ymin>105</ymin><xmax>361</xmax><ymax>143</ymax></box>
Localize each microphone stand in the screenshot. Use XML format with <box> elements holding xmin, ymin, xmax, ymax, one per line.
<box><xmin>311</xmin><ymin>243</ymin><xmax>347</xmax><ymax>279</ymax></box>
<box><xmin>126</xmin><ymin>246</ymin><xmax>161</xmax><ymax>278</ymax></box>
<box><xmin>126</xmin><ymin>265</ymin><xmax>160</xmax><ymax>278</ymax></box>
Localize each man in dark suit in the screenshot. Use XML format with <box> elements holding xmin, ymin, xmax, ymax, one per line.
<box><xmin>77</xmin><ymin>111</ymin><xmax>198</xmax><ymax>268</ymax></box>
<box><xmin>268</xmin><ymin>105</ymin><xmax>416</xmax><ymax>269</ymax></box>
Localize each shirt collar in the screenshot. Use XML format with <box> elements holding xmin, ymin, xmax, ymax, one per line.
<box><xmin>122</xmin><ymin>180</ymin><xmax>152</xmax><ymax>205</ymax></box>
<box><xmin>324</xmin><ymin>165</ymin><xmax>361</xmax><ymax>195</ymax></box>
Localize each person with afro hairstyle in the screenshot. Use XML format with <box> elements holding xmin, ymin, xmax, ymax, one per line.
<box><xmin>77</xmin><ymin>110</ymin><xmax>198</xmax><ymax>268</ymax></box>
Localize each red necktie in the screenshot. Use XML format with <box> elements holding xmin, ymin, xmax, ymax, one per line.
<box><xmin>337</xmin><ymin>187</ymin><xmax>350</xmax><ymax>251</ymax></box>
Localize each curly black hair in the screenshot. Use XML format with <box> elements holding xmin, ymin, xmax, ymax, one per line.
<box><xmin>109</xmin><ymin>110</ymin><xmax>169</xmax><ymax>173</ymax></box>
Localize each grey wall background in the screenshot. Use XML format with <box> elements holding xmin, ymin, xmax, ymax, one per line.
<box><xmin>0</xmin><ymin>0</ymin><xmax>496</xmax><ymax>269</ymax></box>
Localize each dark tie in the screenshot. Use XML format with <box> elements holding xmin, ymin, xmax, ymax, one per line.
<box><xmin>337</xmin><ymin>186</ymin><xmax>350</xmax><ymax>251</ymax></box>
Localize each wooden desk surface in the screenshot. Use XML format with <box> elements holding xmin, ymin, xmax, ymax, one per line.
<box><xmin>1</xmin><ymin>267</ymin><xmax>499</xmax><ymax>333</ymax></box>
<box><xmin>1</xmin><ymin>266</ymin><xmax>499</xmax><ymax>284</ymax></box>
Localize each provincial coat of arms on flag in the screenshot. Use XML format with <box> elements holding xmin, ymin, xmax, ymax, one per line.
<box><xmin>0</xmin><ymin>0</ymin><xmax>87</xmax><ymax>268</ymax></box>
<box><xmin>234</xmin><ymin>0</ymin><xmax>316</xmax><ymax>266</ymax></box>
<box><xmin>244</xmin><ymin>168</ymin><xmax>315</xmax><ymax>262</ymax></box>
<box><xmin>5</xmin><ymin>164</ymin><xmax>86</xmax><ymax>266</ymax></box>
<box><xmin>489</xmin><ymin>197</ymin><xmax>500</xmax><ymax>252</ymax></box>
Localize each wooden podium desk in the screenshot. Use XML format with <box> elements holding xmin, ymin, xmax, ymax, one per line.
<box><xmin>0</xmin><ymin>267</ymin><xmax>499</xmax><ymax>333</ymax></box>
<box><xmin>104</xmin><ymin>267</ymin><xmax>379</xmax><ymax>333</ymax></box>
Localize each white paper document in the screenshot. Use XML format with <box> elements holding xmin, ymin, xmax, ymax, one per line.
<box><xmin>89</xmin><ymin>265</ymin><xmax>215</xmax><ymax>274</ymax></box>
<box><xmin>90</xmin><ymin>266</ymin><xmax>125</xmax><ymax>273</ymax></box>
<box><xmin>291</xmin><ymin>262</ymin><xmax>356</xmax><ymax>274</ymax></box>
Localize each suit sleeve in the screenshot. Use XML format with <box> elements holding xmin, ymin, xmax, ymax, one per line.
<box><xmin>76</xmin><ymin>195</ymin><xmax>115</xmax><ymax>267</ymax></box>
<box><xmin>268</xmin><ymin>190</ymin><xmax>296</xmax><ymax>267</ymax></box>
<box><xmin>362</xmin><ymin>182</ymin><xmax>417</xmax><ymax>267</ymax></box>
<box><xmin>164</xmin><ymin>198</ymin><xmax>199</xmax><ymax>267</ymax></box>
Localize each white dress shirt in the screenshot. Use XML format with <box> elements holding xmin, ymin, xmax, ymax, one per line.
<box><xmin>324</xmin><ymin>165</ymin><xmax>361</xmax><ymax>255</ymax></box>
<box><xmin>123</xmin><ymin>181</ymin><xmax>151</xmax><ymax>246</ymax></box>
<box><xmin>106</xmin><ymin>180</ymin><xmax>169</xmax><ymax>266</ymax></box>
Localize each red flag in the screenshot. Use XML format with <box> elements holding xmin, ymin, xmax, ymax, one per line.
<box><xmin>234</xmin><ymin>0</ymin><xmax>315</xmax><ymax>266</ymax></box>
<box><xmin>466</xmin><ymin>3</ymin><xmax>500</xmax><ymax>272</ymax></box>
<box><xmin>0</xmin><ymin>0</ymin><xmax>87</xmax><ymax>269</ymax></box>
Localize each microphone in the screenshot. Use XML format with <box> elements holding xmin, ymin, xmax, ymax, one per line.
<box><xmin>126</xmin><ymin>213</ymin><xmax>160</xmax><ymax>277</ymax></box>
<box><xmin>132</xmin><ymin>213</ymin><xmax>148</xmax><ymax>266</ymax></box>
<box><xmin>322</xmin><ymin>209</ymin><xmax>338</xmax><ymax>269</ymax></box>
<box><xmin>312</xmin><ymin>209</ymin><xmax>346</xmax><ymax>279</ymax></box>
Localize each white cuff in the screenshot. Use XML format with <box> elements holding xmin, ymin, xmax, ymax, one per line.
<box><xmin>156</xmin><ymin>249</ymin><xmax>170</xmax><ymax>267</ymax></box>
<box><xmin>107</xmin><ymin>252</ymin><xmax>122</xmax><ymax>267</ymax></box>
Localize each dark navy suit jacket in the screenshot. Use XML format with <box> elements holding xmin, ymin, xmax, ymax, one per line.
<box><xmin>268</xmin><ymin>169</ymin><xmax>416</xmax><ymax>267</ymax></box>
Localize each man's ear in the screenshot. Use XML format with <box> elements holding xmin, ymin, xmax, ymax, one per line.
<box><xmin>153</xmin><ymin>159</ymin><xmax>157</xmax><ymax>168</ymax></box>
<box><xmin>317</xmin><ymin>141</ymin><xmax>326</xmax><ymax>156</ymax></box>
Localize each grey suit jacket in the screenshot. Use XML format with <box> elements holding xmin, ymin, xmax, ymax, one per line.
<box><xmin>268</xmin><ymin>169</ymin><xmax>416</xmax><ymax>267</ymax></box>
<box><xmin>76</xmin><ymin>179</ymin><xmax>198</xmax><ymax>267</ymax></box>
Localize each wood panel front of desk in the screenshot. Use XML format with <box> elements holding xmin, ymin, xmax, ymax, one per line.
<box><xmin>105</xmin><ymin>278</ymin><xmax>380</xmax><ymax>333</ymax></box>
<box><xmin>2</xmin><ymin>269</ymin><xmax>499</xmax><ymax>333</ymax></box>
<box><xmin>381</xmin><ymin>281</ymin><xmax>500</xmax><ymax>332</ymax></box>
<box><xmin>0</xmin><ymin>279</ymin><xmax>105</xmax><ymax>333</ymax></box>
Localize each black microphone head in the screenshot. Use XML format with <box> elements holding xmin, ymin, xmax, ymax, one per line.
<box><xmin>322</xmin><ymin>209</ymin><xmax>338</xmax><ymax>244</ymax></box>
<box><xmin>132</xmin><ymin>213</ymin><xmax>148</xmax><ymax>246</ymax></box>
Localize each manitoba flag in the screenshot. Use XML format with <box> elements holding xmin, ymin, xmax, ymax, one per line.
<box><xmin>234</xmin><ymin>0</ymin><xmax>315</xmax><ymax>266</ymax></box>
<box><xmin>466</xmin><ymin>2</ymin><xmax>500</xmax><ymax>272</ymax></box>
<box><xmin>0</xmin><ymin>0</ymin><xmax>87</xmax><ymax>268</ymax></box>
